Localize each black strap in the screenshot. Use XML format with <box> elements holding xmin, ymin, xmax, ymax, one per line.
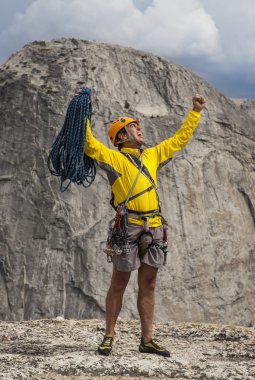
<box><xmin>128</xmin><ymin>185</ymin><xmax>154</xmax><ymax>202</ymax></box>
<box><xmin>127</xmin><ymin>208</ymin><xmax>160</xmax><ymax>215</ymax></box>
<box><xmin>110</xmin><ymin>185</ymin><xmax>154</xmax><ymax>210</ymax></box>
<box><xmin>110</xmin><ymin>152</ymin><xmax>160</xmax><ymax>210</ymax></box>
<box><xmin>122</xmin><ymin>153</ymin><xmax>161</xmax><ymax>210</ymax></box>
<box><xmin>121</xmin><ymin>153</ymin><xmax>156</xmax><ymax>188</ymax></box>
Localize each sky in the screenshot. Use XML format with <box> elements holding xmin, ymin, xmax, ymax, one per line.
<box><xmin>0</xmin><ymin>0</ymin><xmax>255</xmax><ymax>99</ymax></box>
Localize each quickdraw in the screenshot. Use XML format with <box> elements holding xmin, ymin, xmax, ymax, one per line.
<box><xmin>104</xmin><ymin>204</ymin><xmax>130</xmax><ymax>262</ymax></box>
<box><xmin>161</xmin><ymin>216</ymin><xmax>168</xmax><ymax>265</ymax></box>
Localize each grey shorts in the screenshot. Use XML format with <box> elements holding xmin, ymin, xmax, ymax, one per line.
<box><xmin>112</xmin><ymin>223</ymin><xmax>165</xmax><ymax>272</ymax></box>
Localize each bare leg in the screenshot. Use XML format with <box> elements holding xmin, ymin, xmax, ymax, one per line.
<box><xmin>137</xmin><ymin>263</ymin><xmax>158</xmax><ymax>343</ymax></box>
<box><xmin>105</xmin><ymin>268</ymin><xmax>131</xmax><ymax>337</ymax></box>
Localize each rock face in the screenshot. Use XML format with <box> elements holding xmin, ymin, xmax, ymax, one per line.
<box><xmin>231</xmin><ymin>98</ymin><xmax>255</xmax><ymax>119</ymax></box>
<box><xmin>0</xmin><ymin>319</ymin><xmax>254</xmax><ymax>380</ymax></box>
<box><xmin>0</xmin><ymin>38</ymin><xmax>254</xmax><ymax>325</ymax></box>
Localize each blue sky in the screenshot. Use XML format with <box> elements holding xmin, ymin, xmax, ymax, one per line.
<box><xmin>1</xmin><ymin>0</ymin><xmax>255</xmax><ymax>99</ymax></box>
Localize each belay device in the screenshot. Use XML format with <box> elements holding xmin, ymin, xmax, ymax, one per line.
<box><xmin>47</xmin><ymin>87</ymin><xmax>96</xmax><ymax>191</ymax></box>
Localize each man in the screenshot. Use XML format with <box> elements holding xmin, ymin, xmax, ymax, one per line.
<box><xmin>84</xmin><ymin>94</ymin><xmax>206</xmax><ymax>357</ymax></box>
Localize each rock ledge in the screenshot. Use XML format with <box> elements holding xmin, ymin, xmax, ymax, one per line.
<box><xmin>0</xmin><ymin>319</ymin><xmax>254</xmax><ymax>380</ymax></box>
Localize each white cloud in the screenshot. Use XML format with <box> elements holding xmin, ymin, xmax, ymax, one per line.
<box><xmin>137</xmin><ymin>0</ymin><xmax>221</xmax><ymax>58</ymax></box>
<box><xmin>201</xmin><ymin>0</ymin><xmax>255</xmax><ymax>68</ymax></box>
<box><xmin>0</xmin><ymin>0</ymin><xmax>221</xmax><ymax>61</ymax></box>
<box><xmin>1</xmin><ymin>0</ymin><xmax>255</xmax><ymax>97</ymax></box>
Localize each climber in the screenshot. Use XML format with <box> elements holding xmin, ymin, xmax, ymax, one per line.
<box><xmin>84</xmin><ymin>94</ymin><xmax>206</xmax><ymax>357</ymax></box>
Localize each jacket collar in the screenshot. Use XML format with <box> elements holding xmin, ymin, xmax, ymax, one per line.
<box><xmin>120</xmin><ymin>147</ymin><xmax>142</xmax><ymax>158</ymax></box>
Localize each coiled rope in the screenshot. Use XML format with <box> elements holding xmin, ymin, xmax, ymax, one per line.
<box><xmin>47</xmin><ymin>87</ymin><xmax>96</xmax><ymax>191</ymax></box>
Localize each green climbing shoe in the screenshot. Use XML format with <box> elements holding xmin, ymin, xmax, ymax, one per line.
<box><xmin>139</xmin><ymin>338</ymin><xmax>170</xmax><ymax>357</ymax></box>
<box><xmin>98</xmin><ymin>335</ymin><xmax>113</xmax><ymax>356</ymax></box>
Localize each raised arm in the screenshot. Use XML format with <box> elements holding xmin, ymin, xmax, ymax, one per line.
<box><xmin>84</xmin><ymin>119</ymin><xmax>108</xmax><ymax>160</ymax></box>
<box><xmin>84</xmin><ymin>119</ymin><xmax>125</xmax><ymax>179</ymax></box>
<box><xmin>145</xmin><ymin>94</ymin><xmax>206</xmax><ymax>167</ymax></box>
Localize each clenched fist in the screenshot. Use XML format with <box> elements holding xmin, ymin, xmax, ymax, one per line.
<box><xmin>192</xmin><ymin>94</ymin><xmax>206</xmax><ymax>112</ymax></box>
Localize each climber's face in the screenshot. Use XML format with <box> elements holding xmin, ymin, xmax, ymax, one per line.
<box><xmin>126</xmin><ymin>121</ymin><xmax>145</xmax><ymax>146</ymax></box>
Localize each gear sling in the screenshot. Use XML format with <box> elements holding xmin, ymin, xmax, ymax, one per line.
<box><xmin>105</xmin><ymin>152</ymin><xmax>168</xmax><ymax>264</ymax></box>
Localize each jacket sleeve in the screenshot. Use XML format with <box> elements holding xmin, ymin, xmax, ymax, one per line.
<box><xmin>146</xmin><ymin>110</ymin><xmax>201</xmax><ymax>168</ymax></box>
<box><xmin>84</xmin><ymin>119</ymin><xmax>123</xmax><ymax>175</ymax></box>
<box><xmin>84</xmin><ymin>119</ymin><xmax>108</xmax><ymax>160</ymax></box>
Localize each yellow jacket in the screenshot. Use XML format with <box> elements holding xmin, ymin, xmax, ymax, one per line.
<box><xmin>85</xmin><ymin>110</ymin><xmax>201</xmax><ymax>227</ymax></box>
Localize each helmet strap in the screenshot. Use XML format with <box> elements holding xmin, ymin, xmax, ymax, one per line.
<box><xmin>116</xmin><ymin>127</ymin><xmax>142</xmax><ymax>147</ymax></box>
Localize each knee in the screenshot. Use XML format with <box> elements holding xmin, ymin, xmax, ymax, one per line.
<box><xmin>139</xmin><ymin>277</ymin><xmax>157</xmax><ymax>293</ymax></box>
<box><xmin>110</xmin><ymin>275</ymin><xmax>130</xmax><ymax>293</ymax></box>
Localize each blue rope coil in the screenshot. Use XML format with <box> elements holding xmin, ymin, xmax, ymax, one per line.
<box><xmin>47</xmin><ymin>87</ymin><xmax>96</xmax><ymax>191</ymax></box>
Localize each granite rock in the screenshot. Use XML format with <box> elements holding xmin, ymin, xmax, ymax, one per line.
<box><xmin>0</xmin><ymin>319</ymin><xmax>254</xmax><ymax>380</ymax></box>
<box><xmin>0</xmin><ymin>38</ymin><xmax>254</xmax><ymax>325</ymax></box>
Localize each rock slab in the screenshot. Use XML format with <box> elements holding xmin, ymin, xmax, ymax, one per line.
<box><xmin>0</xmin><ymin>319</ymin><xmax>255</xmax><ymax>380</ymax></box>
<box><xmin>0</xmin><ymin>38</ymin><xmax>254</xmax><ymax>325</ymax></box>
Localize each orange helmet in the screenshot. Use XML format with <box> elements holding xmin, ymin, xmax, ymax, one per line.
<box><xmin>108</xmin><ymin>117</ymin><xmax>138</xmax><ymax>146</ymax></box>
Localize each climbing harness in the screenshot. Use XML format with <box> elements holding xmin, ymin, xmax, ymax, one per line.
<box><xmin>128</xmin><ymin>212</ymin><xmax>169</xmax><ymax>265</ymax></box>
<box><xmin>47</xmin><ymin>87</ymin><xmax>96</xmax><ymax>191</ymax></box>
<box><xmin>110</xmin><ymin>152</ymin><xmax>160</xmax><ymax>212</ymax></box>
<box><xmin>104</xmin><ymin>157</ymin><xmax>145</xmax><ymax>262</ymax></box>
<box><xmin>123</xmin><ymin>153</ymin><xmax>162</xmax><ymax>211</ymax></box>
<box><xmin>105</xmin><ymin>153</ymin><xmax>169</xmax><ymax>264</ymax></box>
